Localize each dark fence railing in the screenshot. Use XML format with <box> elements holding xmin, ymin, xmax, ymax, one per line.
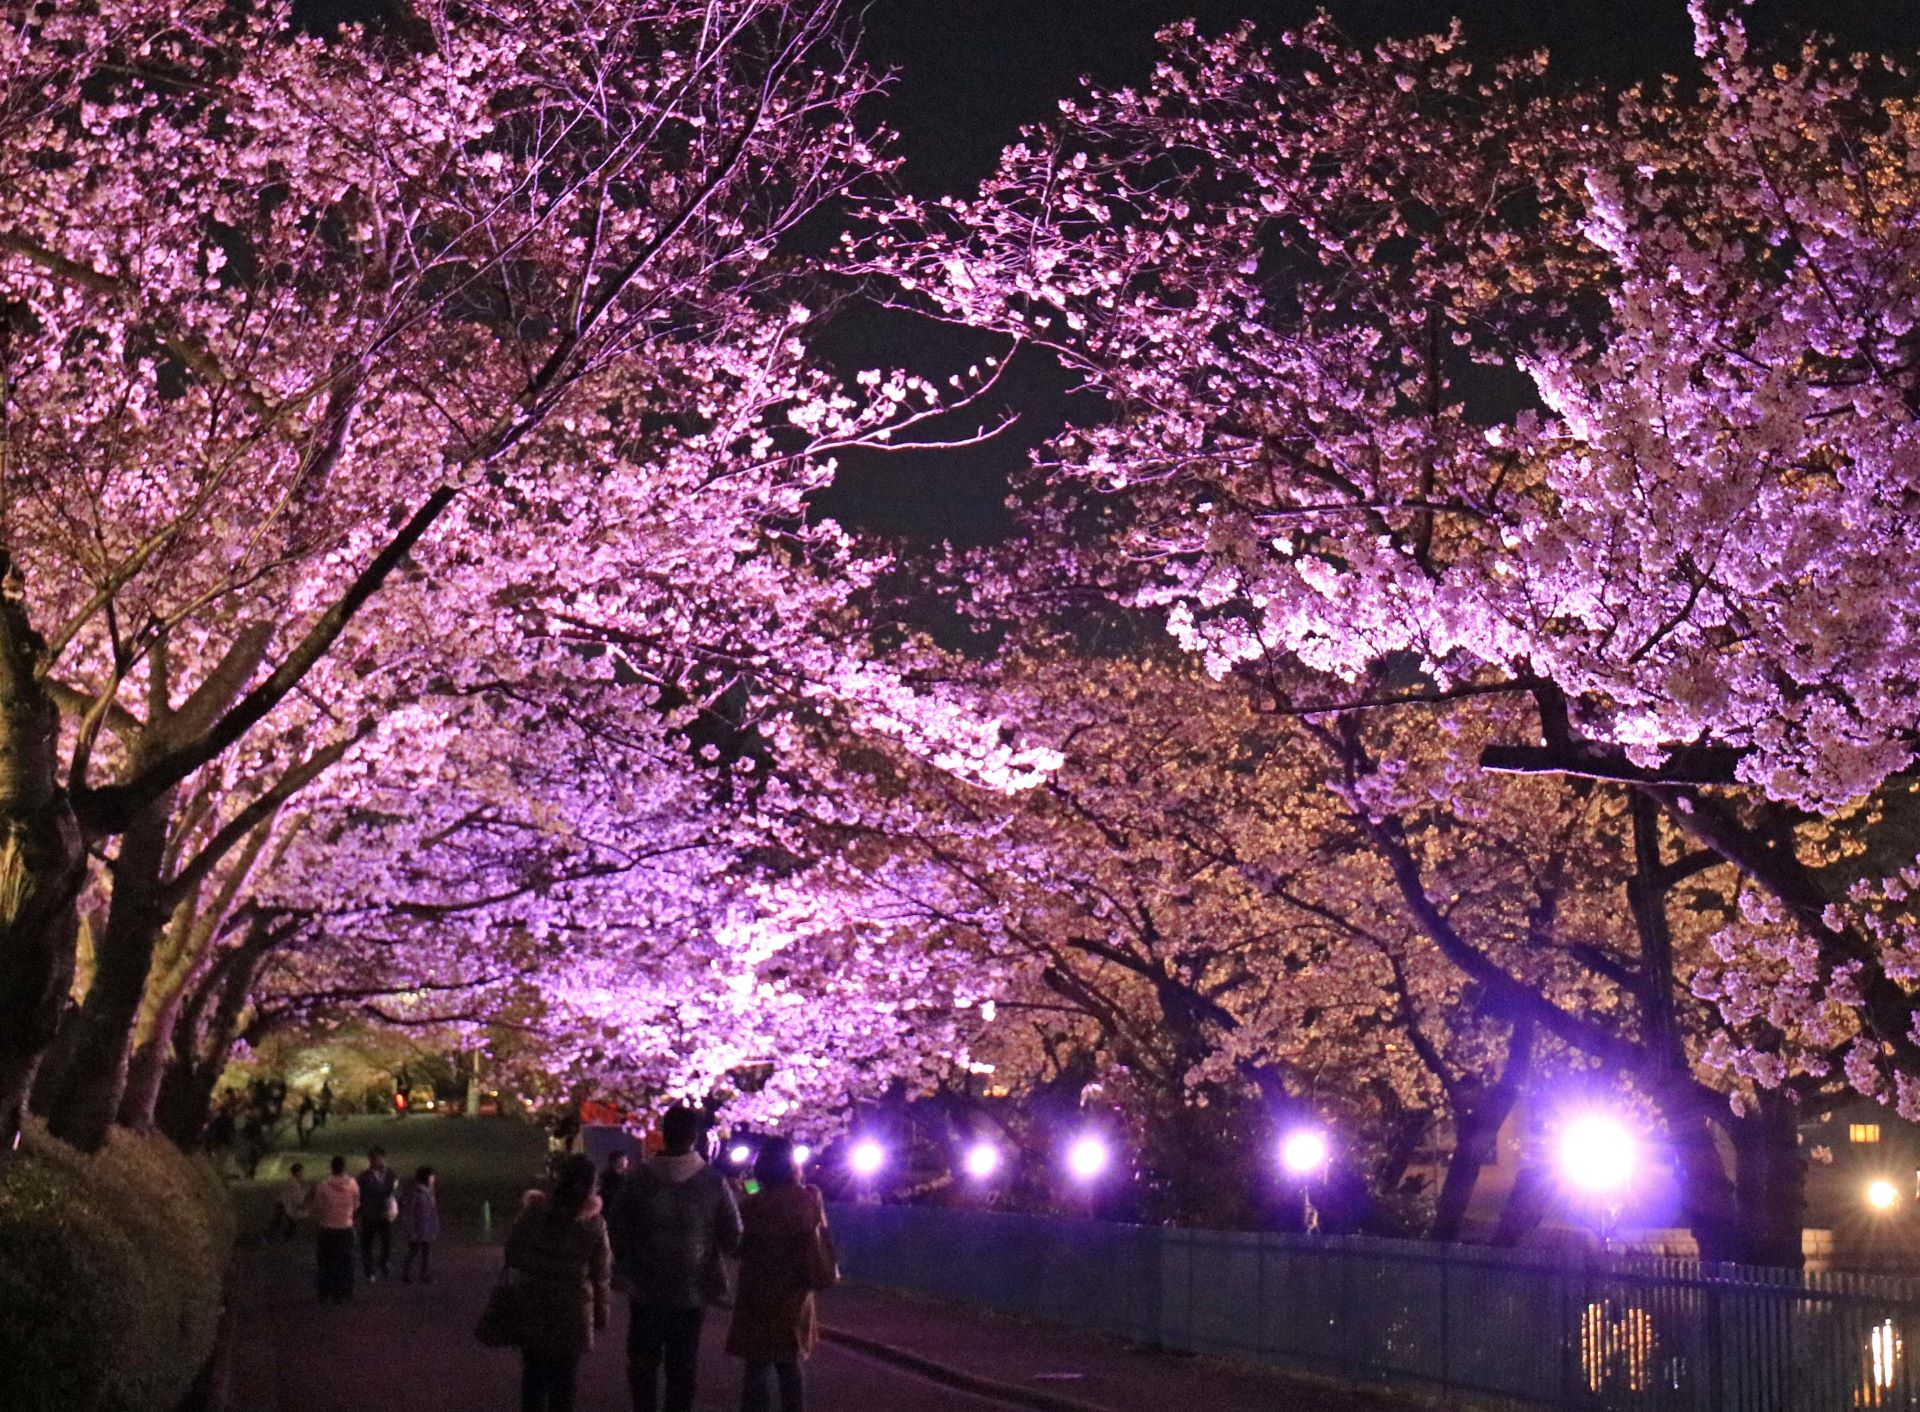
<box><xmin>827</xmin><ymin>1203</ymin><xmax>1920</xmax><ymax>1411</ymax></box>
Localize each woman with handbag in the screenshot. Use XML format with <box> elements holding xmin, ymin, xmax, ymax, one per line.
<box><xmin>726</xmin><ymin>1137</ymin><xmax>837</xmax><ymax>1412</ymax></box>
<box><xmin>503</xmin><ymin>1154</ymin><xmax>612</xmax><ymax>1412</ymax></box>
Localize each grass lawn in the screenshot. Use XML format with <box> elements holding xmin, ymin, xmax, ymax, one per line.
<box><xmin>230</xmin><ymin>1112</ymin><xmax>548</xmax><ymax>1243</ymax></box>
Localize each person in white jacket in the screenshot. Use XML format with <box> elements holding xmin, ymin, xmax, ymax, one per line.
<box><xmin>311</xmin><ymin>1154</ymin><xmax>361</xmax><ymax>1304</ymax></box>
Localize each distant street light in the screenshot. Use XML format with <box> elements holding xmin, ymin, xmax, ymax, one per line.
<box><xmin>1868</xmin><ymin>1178</ymin><xmax>1901</xmax><ymax>1212</ymax></box>
<box><xmin>963</xmin><ymin>1141</ymin><xmax>1003</xmax><ymax>1180</ymax></box>
<box><xmin>849</xmin><ymin>1138</ymin><xmax>887</xmax><ymax>1178</ymax></box>
<box><xmin>1066</xmin><ymin>1134</ymin><xmax>1110</xmax><ymax>1181</ymax></box>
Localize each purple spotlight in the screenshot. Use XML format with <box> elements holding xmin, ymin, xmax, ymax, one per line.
<box><xmin>849</xmin><ymin>1138</ymin><xmax>886</xmax><ymax>1178</ymax></box>
<box><xmin>1558</xmin><ymin>1114</ymin><xmax>1636</xmax><ymax>1195</ymax></box>
<box><xmin>1280</xmin><ymin>1128</ymin><xmax>1330</xmax><ymax>1177</ymax></box>
<box><xmin>963</xmin><ymin>1141</ymin><xmax>1003</xmax><ymax>1180</ymax></box>
<box><xmin>1066</xmin><ymin>1134</ymin><xmax>1110</xmax><ymax>1181</ymax></box>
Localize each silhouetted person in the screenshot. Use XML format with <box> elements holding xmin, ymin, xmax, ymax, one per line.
<box><xmin>357</xmin><ymin>1146</ymin><xmax>398</xmax><ymax>1280</ymax></box>
<box><xmin>506</xmin><ymin>1155</ymin><xmax>611</xmax><ymax>1412</ymax></box>
<box><xmin>729</xmin><ymin>1138</ymin><xmax>831</xmax><ymax>1412</ymax></box>
<box><xmin>399</xmin><ymin>1165</ymin><xmax>440</xmax><ymax>1283</ymax></box>
<box><xmin>609</xmin><ymin>1108</ymin><xmax>741</xmax><ymax>1412</ymax></box>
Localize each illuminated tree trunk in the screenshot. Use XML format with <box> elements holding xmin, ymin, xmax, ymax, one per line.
<box><xmin>39</xmin><ymin>790</ymin><xmax>176</xmax><ymax>1150</ymax></box>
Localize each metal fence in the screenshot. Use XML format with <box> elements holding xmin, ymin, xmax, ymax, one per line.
<box><xmin>827</xmin><ymin>1203</ymin><xmax>1920</xmax><ymax>1410</ymax></box>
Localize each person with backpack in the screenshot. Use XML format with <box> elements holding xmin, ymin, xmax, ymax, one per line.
<box><xmin>607</xmin><ymin>1107</ymin><xmax>742</xmax><ymax>1412</ymax></box>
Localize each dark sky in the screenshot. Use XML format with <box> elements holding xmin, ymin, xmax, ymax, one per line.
<box><xmin>814</xmin><ymin>0</ymin><xmax>1920</xmax><ymax>544</ymax></box>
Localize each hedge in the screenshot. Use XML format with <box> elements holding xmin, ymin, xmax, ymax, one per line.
<box><xmin>0</xmin><ymin>1119</ymin><xmax>234</xmax><ymax>1412</ymax></box>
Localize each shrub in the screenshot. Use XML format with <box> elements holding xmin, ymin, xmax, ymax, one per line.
<box><xmin>0</xmin><ymin>1120</ymin><xmax>234</xmax><ymax>1412</ymax></box>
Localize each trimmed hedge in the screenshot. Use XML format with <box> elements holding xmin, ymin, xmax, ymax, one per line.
<box><xmin>0</xmin><ymin>1120</ymin><xmax>234</xmax><ymax>1412</ymax></box>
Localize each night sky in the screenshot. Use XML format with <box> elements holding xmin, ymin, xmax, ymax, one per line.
<box><xmin>814</xmin><ymin>0</ymin><xmax>1920</xmax><ymax>544</ymax></box>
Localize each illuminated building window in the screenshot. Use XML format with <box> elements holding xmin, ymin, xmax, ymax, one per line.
<box><xmin>1852</xmin><ymin>1124</ymin><xmax>1884</xmax><ymax>1145</ymax></box>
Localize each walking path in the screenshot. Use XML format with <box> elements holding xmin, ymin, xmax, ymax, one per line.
<box><xmin>225</xmin><ymin>1235</ymin><xmax>1403</xmax><ymax>1412</ymax></box>
<box><xmin>226</xmin><ymin>1115</ymin><xmax>1404</xmax><ymax>1412</ymax></box>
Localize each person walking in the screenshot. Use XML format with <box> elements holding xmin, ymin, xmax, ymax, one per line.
<box><xmin>504</xmin><ymin>1154</ymin><xmax>611</xmax><ymax>1412</ymax></box>
<box><xmin>727</xmin><ymin>1138</ymin><xmax>833</xmax><ymax>1412</ymax></box>
<box><xmin>608</xmin><ymin>1107</ymin><xmax>742</xmax><ymax>1412</ymax></box>
<box><xmin>269</xmin><ymin>1161</ymin><xmax>311</xmax><ymax>1241</ymax></box>
<box><xmin>357</xmin><ymin>1146</ymin><xmax>399</xmax><ymax>1281</ymax></box>
<box><xmin>312</xmin><ymin>1155</ymin><xmax>360</xmax><ymax>1304</ymax></box>
<box><xmin>316</xmin><ymin>1079</ymin><xmax>334</xmax><ymax>1130</ymax></box>
<box><xmin>295</xmin><ymin>1093</ymin><xmax>316</xmax><ymax>1147</ymax></box>
<box><xmin>399</xmin><ymin>1165</ymin><xmax>441</xmax><ymax>1283</ymax></box>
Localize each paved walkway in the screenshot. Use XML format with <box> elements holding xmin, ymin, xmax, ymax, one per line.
<box><xmin>226</xmin><ymin>1236</ymin><xmax>1400</xmax><ymax>1412</ymax></box>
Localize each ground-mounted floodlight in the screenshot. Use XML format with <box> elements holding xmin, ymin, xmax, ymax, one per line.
<box><xmin>1868</xmin><ymin>1178</ymin><xmax>1901</xmax><ymax>1213</ymax></box>
<box><xmin>1280</xmin><ymin>1128</ymin><xmax>1330</xmax><ymax>1178</ymax></box>
<box><xmin>1280</xmin><ymin>1126</ymin><xmax>1332</xmax><ymax>1233</ymax></box>
<box><xmin>1558</xmin><ymin>1114</ymin><xmax>1638</xmax><ymax>1196</ymax></box>
<box><xmin>1066</xmin><ymin>1134</ymin><xmax>1110</xmax><ymax>1181</ymax></box>
<box><xmin>963</xmin><ymin>1141</ymin><xmax>1003</xmax><ymax>1180</ymax></box>
<box><xmin>1558</xmin><ymin>1111</ymin><xmax>1639</xmax><ymax>1250</ymax></box>
<box><xmin>849</xmin><ymin>1138</ymin><xmax>887</xmax><ymax>1178</ymax></box>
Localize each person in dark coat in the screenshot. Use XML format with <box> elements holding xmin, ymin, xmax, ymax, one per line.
<box><xmin>599</xmin><ymin>1149</ymin><xmax>630</xmax><ymax>1211</ymax></box>
<box><xmin>356</xmin><ymin>1146</ymin><xmax>398</xmax><ymax>1280</ymax></box>
<box><xmin>608</xmin><ymin>1107</ymin><xmax>742</xmax><ymax>1412</ymax></box>
<box><xmin>505</xmin><ymin>1154</ymin><xmax>611</xmax><ymax>1412</ymax></box>
<box><xmin>727</xmin><ymin>1137</ymin><xmax>830</xmax><ymax>1412</ymax></box>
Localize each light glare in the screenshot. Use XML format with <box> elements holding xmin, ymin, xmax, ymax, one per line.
<box><xmin>728</xmin><ymin>1143</ymin><xmax>752</xmax><ymax>1165</ymax></box>
<box><xmin>1559</xmin><ymin>1114</ymin><xmax>1637</xmax><ymax>1195</ymax></box>
<box><xmin>964</xmin><ymin>1141</ymin><xmax>1002</xmax><ymax>1179</ymax></box>
<box><xmin>793</xmin><ymin>1143</ymin><xmax>812</xmax><ymax>1166</ymax></box>
<box><xmin>1067</xmin><ymin>1134</ymin><xmax>1109</xmax><ymax>1180</ymax></box>
<box><xmin>1868</xmin><ymin>1179</ymin><xmax>1900</xmax><ymax>1212</ymax></box>
<box><xmin>1280</xmin><ymin>1129</ymin><xmax>1329</xmax><ymax>1177</ymax></box>
<box><xmin>850</xmin><ymin>1138</ymin><xmax>886</xmax><ymax>1177</ymax></box>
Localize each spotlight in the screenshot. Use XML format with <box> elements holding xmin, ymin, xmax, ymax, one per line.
<box><xmin>1868</xmin><ymin>1178</ymin><xmax>1901</xmax><ymax>1212</ymax></box>
<box><xmin>963</xmin><ymin>1142</ymin><xmax>1002</xmax><ymax>1180</ymax></box>
<box><xmin>1066</xmin><ymin>1134</ymin><xmax>1109</xmax><ymax>1180</ymax></box>
<box><xmin>793</xmin><ymin>1143</ymin><xmax>812</xmax><ymax>1166</ymax></box>
<box><xmin>1280</xmin><ymin>1129</ymin><xmax>1330</xmax><ymax>1177</ymax></box>
<box><xmin>1559</xmin><ymin>1114</ymin><xmax>1637</xmax><ymax>1196</ymax></box>
<box><xmin>727</xmin><ymin>1143</ymin><xmax>752</xmax><ymax>1166</ymax></box>
<box><xmin>849</xmin><ymin>1138</ymin><xmax>886</xmax><ymax>1178</ymax></box>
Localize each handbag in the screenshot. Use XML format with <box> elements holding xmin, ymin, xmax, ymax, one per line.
<box><xmin>803</xmin><ymin>1219</ymin><xmax>840</xmax><ymax>1292</ymax></box>
<box><xmin>474</xmin><ymin>1267</ymin><xmax>526</xmax><ymax>1348</ymax></box>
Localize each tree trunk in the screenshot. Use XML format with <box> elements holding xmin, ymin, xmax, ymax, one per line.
<box><xmin>40</xmin><ymin>790</ymin><xmax>176</xmax><ymax>1150</ymax></box>
<box><xmin>118</xmin><ymin>974</ymin><xmax>192</xmax><ymax>1132</ymax></box>
<box><xmin>1664</xmin><ymin>1106</ymin><xmax>1745</xmax><ymax>1263</ymax></box>
<box><xmin>1731</xmin><ymin>1090</ymin><xmax>1806</xmax><ymax>1269</ymax></box>
<box><xmin>154</xmin><ymin>920</ymin><xmax>276</xmax><ymax>1146</ymax></box>
<box><xmin>0</xmin><ymin>572</ymin><xmax>88</xmax><ymax>1155</ymax></box>
<box><xmin>1490</xmin><ymin>1162</ymin><xmax>1553</xmax><ymax>1246</ymax></box>
<box><xmin>1431</xmin><ymin>1103</ymin><xmax>1503</xmax><ymax>1243</ymax></box>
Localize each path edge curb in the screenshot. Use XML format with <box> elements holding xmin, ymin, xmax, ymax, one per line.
<box><xmin>821</xmin><ymin>1325</ymin><xmax>1114</xmax><ymax>1412</ymax></box>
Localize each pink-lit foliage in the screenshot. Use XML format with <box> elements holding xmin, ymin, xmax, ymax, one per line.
<box><xmin>863</xmin><ymin>10</ymin><xmax>1920</xmax><ymax>1114</ymax></box>
<box><xmin>0</xmin><ymin>0</ymin><xmax>1054</xmax><ymax>1148</ymax></box>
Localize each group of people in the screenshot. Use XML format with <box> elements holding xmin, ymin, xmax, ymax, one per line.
<box><xmin>502</xmin><ymin>1107</ymin><xmax>832</xmax><ymax>1412</ymax></box>
<box><xmin>281</xmin><ymin>1146</ymin><xmax>442</xmax><ymax>1301</ymax></box>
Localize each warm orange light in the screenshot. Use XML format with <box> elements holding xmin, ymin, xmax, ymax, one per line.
<box><xmin>1867</xmin><ymin>1179</ymin><xmax>1900</xmax><ymax>1212</ymax></box>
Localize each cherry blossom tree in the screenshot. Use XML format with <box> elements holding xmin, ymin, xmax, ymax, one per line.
<box><xmin>864</xmin><ymin>8</ymin><xmax>1920</xmax><ymax>1160</ymax></box>
<box><xmin>0</xmin><ymin>0</ymin><xmax>1066</xmax><ymax>1150</ymax></box>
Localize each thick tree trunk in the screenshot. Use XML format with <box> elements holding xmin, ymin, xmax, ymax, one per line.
<box><xmin>0</xmin><ymin>572</ymin><xmax>88</xmax><ymax>1156</ymax></box>
<box><xmin>154</xmin><ymin>920</ymin><xmax>277</xmax><ymax>1146</ymax></box>
<box><xmin>1430</xmin><ymin>1104</ymin><xmax>1503</xmax><ymax>1243</ymax></box>
<box><xmin>118</xmin><ymin>976</ymin><xmax>191</xmax><ymax>1132</ymax></box>
<box><xmin>1490</xmin><ymin>1162</ymin><xmax>1553</xmax><ymax>1246</ymax></box>
<box><xmin>1664</xmin><ymin>1106</ymin><xmax>1745</xmax><ymax>1263</ymax></box>
<box><xmin>1731</xmin><ymin>1090</ymin><xmax>1806</xmax><ymax>1269</ymax></box>
<box><xmin>40</xmin><ymin>791</ymin><xmax>176</xmax><ymax>1150</ymax></box>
